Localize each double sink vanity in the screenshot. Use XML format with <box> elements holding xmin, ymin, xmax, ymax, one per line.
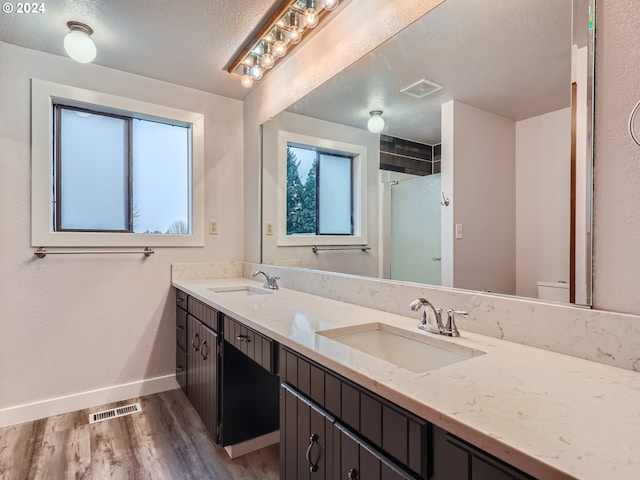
<box><xmin>173</xmin><ymin>273</ymin><xmax>640</xmax><ymax>480</ymax></box>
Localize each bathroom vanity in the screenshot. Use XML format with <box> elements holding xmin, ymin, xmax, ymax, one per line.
<box><xmin>173</xmin><ymin>277</ymin><xmax>640</xmax><ymax>480</ymax></box>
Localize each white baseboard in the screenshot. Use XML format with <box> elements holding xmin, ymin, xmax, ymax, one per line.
<box><xmin>0</xmin><ymin>374</ymin><xmax>179</xmax><ymax>428</ymax></box>
<box><xmin>224</xmin><ymin>430</ymin><xmax>280</xmax><ymax>459</ymax></box>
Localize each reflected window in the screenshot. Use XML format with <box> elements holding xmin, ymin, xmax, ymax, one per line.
<box><xmin>286</xmin><ymin>144</ymin><xmax>353</xmax><ymax>236</ymax></box>
<box><xmin>54</xmin><ymin>105</ymin><xmax>191</xmax><ymax>235</ymax></box>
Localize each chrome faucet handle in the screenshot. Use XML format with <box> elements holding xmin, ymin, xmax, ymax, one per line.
<box><xmin>267</xmin><ymin>275</ymin><xmax>280</xmax><ymax>290</ymax></box>
<box><xmin>445</xmin><ymin>310</ymin><xmax>468</xmax><ymax>337</ymax></box>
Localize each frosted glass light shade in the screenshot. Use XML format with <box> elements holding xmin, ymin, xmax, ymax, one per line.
<box><xmin>64</xmin><ymin>27</ymin><xmax>96</xmax><ymax>63</ymax></box>
<box><xmin>367</xmin><ymin>111</ymin><xmax>385</xmax><ymax>133</ymax></box>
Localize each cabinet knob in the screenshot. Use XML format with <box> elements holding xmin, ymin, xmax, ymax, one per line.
<box><xmin>347</xmin><ymin>468</ymin><xmax>358</xmax><ymax>479</ymax></box>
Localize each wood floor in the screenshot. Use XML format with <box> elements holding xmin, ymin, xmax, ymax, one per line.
<box><xmin>0</xmin><ymin>389</ymin><xmax>280</xmax><ymax>479</ymax></box>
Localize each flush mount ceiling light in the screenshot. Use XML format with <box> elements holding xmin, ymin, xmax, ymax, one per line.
<box><xmin>64</xmin><ymin>21</ymin><xmax>96</xmax><ymax>63</ymax></box>
<box><xmin>225</xmin><ymin>0</ymin><xmax>341</xmax><ymax>88</ymax></box>
<box><xmin>367</xmin><ymin>110</ymin><xmax>385</xmax><ymax>133</ymax></box>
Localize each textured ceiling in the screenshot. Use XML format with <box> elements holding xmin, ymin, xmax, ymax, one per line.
<box><xmin>0</xmin><ymin>0</ymin><xmax>574</xmax><ymax>129</ymax></box>
<box><xmin>286</xmin><ymin>0</ymin><xmax>573</xmax><ymax>144</ymax></box>
<box><xmin>0</xmin><ymin>0</ymin><xmax>282</xmax><ymax>100</ymax></box>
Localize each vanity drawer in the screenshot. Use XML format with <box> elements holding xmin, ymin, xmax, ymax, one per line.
<box><xmin>176</xmin><ymin>289</ymin><xmax>188</xmax><ymax>310</ymax></box>
<box><xmin>223</xmin><ymin>315</ymin><xmax>275</xmax><ymax>373</ymax></box>
<box><xmin>187</xmin><ymin>296</ymin><xmax>221</xmax><ymax>331</ymax></box>
<box><xmin>176</xmin><ymin>306</ymin><xmax>188</xmax><ymax>350</ymax></box>
<box><xmin>280</xmin><ymin>347</ymin><xmax>429</xmax><ymax>479</ymax></box>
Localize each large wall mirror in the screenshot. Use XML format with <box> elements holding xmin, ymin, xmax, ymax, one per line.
<box><xmin>261</xmin><ymin>0</ymin><xmax>595</xmax><ymax>306</ymax></box>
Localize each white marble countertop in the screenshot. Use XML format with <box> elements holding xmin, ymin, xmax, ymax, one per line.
<box><xmin>173</xmin><ymin>278</ymin><xmax>640</xmax><ymax>480</ymax></box>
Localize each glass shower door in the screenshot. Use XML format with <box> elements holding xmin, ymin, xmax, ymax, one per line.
<box><xmin>390</xmin><ymin>174</ymin><xmax>441</xmax><ymax>285</ymax></box>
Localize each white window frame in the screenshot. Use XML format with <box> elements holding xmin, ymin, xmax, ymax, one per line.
<box><xmin>31</xmin><ymin>79</ymin><xmax>205</xmax><ymax>247</ymax></box>
<box><xmin>277</xmin><ymin>130</ymin><xmax>367</xmax><ymax>247</ymax></box>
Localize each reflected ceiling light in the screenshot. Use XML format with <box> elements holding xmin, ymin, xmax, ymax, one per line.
<box><xmin>367</xmin><ymin>110</ymin><xmax>385</xmax><ymax>133</ymax></box>
<box><xmin>225</xmin><ymin>0</ymin><xmax>343</xmax><ymax>88</ymax></box>
<box><xmin>321</xmin><ymin>0</ymin><xmax>340</xmax><ymax>11</ymax></box>
<box><xmin>303</xmin><ymin>0</ymin><xmax>319</xmax><ymax>28</ymax></box>
<box><xmin>241</xmin><ymin>66</ymin><xmax>255</xmax><ymax>88</ymax></box>
<box><xmin>64</xmin><ymin>21</ymin><xmax>96</xmax><ymax>63</ymax></box>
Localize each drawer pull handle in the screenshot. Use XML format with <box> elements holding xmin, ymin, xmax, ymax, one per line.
<box><xmin>200</xmin><ymin>341</ymin><xmax>209</xmax><ymax>360</ymax></box>
<box><xmin>191</xmin><ymin>333</ymin><xmax>201</xmax><ymax>351</ymax></box>
<box><xmin>236</xmin><ymin>334</ymin><xmax>251</xmax><ymax>343</ymax></box>
<box><xmin>176</xmin><ymin>325</ymin><xmax>184</xmax><ymax>330</ymax></box>
<box><xmin>176</xmin><ymin>365</ymin><xmax>184</xmax><ymax>372</ymax></box>
<box><xmin>347</xmin><ymin>468</ymin><xmax>358</xmax><ymax>480</ymax></box>
<box><xmin>176</xmin><ymin>297</ymin><xmax>184</xmax><ymax>303</ymax></box>
<box><xmin>306</xmin><ymin>433</ymin><xmax>319</xmax><ymax>473</ymax></box>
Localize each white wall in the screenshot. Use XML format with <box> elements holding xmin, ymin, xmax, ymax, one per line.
<box><xmin>261</xmin><ymin>111</ymin><xmax>380</xmax><ymax>277</ymax></box>
<box><xmin>0</xmin><ymin>42</ymin><xmax>244</xmax><ymax>422</ymax></box>
<box><xmin>515</xmin><ymin>108</ymin><xmax>571</xmax><ymax>298</ymax></box>
<box><xmin>593</xmin><ymin>0</ymin><xmax>640</xmax><ymax>314</ymax></box>
<box><xmin>442</xmin><ymin>101</ymin><xmax>516</xmax><ymax>295</ymax></box>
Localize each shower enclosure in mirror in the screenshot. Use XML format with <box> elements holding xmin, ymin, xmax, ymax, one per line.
<box><xmin>260</xmin><ymin>0</ymin><xmax>595</xmax><ymax>306</ymax></box>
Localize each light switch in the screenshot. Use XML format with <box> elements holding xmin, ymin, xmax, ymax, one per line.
<box><xmin>209</xmin><ymin>220</ymin><xmax>218</xmax><ymax>235</ymax></box>
<box><xmin>455</xmin><ymin>223</ymin><xmax>463</xmax><ymax>239</ymax></box>
<box><xmin>266</xmin><ymin>222</ymin><xmax>274</xmax><ymax>236</ymax></box>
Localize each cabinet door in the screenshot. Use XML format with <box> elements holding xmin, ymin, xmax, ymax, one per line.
<box><xmin>187</xmin><ymin>315</ymin><xmax>220</xmax><ymax>443</ymax></box>
<box><xmin>281</xmin><ymin>384</ymin><xmax>335</xmax><ymax>480</ymax></box>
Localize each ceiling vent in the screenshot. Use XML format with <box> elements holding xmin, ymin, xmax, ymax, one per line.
<box><xmin>400</xmin><ymin>79</ymin><xmax>443</xmax><ymax>99</ymax></box>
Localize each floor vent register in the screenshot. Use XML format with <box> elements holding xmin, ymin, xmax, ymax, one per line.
<box><xmin>89</xmin><ymin>402</ymin><xmax>142</xmax><ymax>424</ymax></box>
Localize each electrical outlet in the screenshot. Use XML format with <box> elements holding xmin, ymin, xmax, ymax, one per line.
<box><xmin>266</xmin><ymin>222</ymin><xmax>274</xmax><ymax>236</ymax></box>
<box><xmin>209</xmin><ymin>220</ymin><xmax>218</xmax><ymax>235</ymax></box>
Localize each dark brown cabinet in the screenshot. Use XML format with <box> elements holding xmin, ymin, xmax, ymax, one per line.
<box><xmin>187</xmin><ymin>314</ymin><xmax>221</xmax><ymax>443</ymax></box>
<box><xmin>175</xmin><ymin>290</ymin><xmax>188</xmax><ymax>394</ymax></box>
<box><xmin>281</xmin><ymin>384</ymin><xmax>418</xmax><ymax>480</ymax></box>
<box><xmin>280</xmin><ymin>347</ymin><xmax>428</xmax><ymax>479</ymax></box>
<box><xmin>431</xmin><ymin>426</ymin><xmax>535</xmax><ymax>480</ymax></box>
<box><xmin>175</xmin><ymin>289</ymin><xmax>279</xmax><ymax>448</ymax></box>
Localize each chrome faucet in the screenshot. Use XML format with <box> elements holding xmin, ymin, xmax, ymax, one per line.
<box><xmin>409</xmin><ymin>298</ymin><xmax>468</xmax><ymax>337</ymax></box>
<box><xmin>252</xmin><ymin>270</ymin><xmax>280</xmax><ymax>289</ymax></box>
<box><xmin>409</xmin><ymin>297</ymin><xmax>444</xmax><ymax>335</ymax></box>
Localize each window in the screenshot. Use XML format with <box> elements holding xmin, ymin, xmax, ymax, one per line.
<box><xmin>54</xmin><ymin>105</ymin><xmax>191</xmax><ymax>235</ymax></box>
<box><xmin>277</xmin><ymin>131</ymin><xmax>367</xmax><ymax>247</ymax></box>
<box><xmin>31</xmin><ymin>79</ymin><xmax>204</xmax><ymax>247</ymax></box>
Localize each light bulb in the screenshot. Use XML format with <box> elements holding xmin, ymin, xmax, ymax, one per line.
<box><xmin>260</xmin><ymin>43</ymin><xmax>275</xmax><ymax>69</ymax></box>
<box><xmin>303</xmin><ymin>8</ymin><xmax>319</xmax><ymax>28</ymax></box>
<box><xmin>241</xmin><ymin>66</ymin><xmax>254</xmax><ymax>88</ymax></box>
<box><xmin>289</xmin><ymin>29</ymin><xmax>301</xmax><ymax>45</ymax></box>
<box><xmin>321</xmin><ymin>0</ymin><xmax>339</xmax><ymax>10</ymax></box>
<box><xmin>288</xmin><ymin>11</ymin><xmax>302</xmax><ymax>45</ymax></box>
<box><xmin>367</xmin><ymin>110</ymin><xmax>385</xmax><ymax>133</ymax></box>
<box><xmin>250</xmin><ymin>63</ymin><xmax>263</xmax><ymax>80</ymax></box>
<box><xmin>63</xmin><ymin>21</ymin><xmax>96</xmax><ymax>63</ymax></box>
<box><xmin>273</xmin><ymin>30</ymin><xmax>287</xmax><ymax>58</ymax></box>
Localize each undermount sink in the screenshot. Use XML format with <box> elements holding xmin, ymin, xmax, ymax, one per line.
<box><xmin>207</xmin><ymin>285</ymin><xmax>274</xmax><ymax>296</ymax></box>
<box><xmin>316</xmin><ymin>323</ymin><xmax>485</xmax><ymax>373</ymax></box>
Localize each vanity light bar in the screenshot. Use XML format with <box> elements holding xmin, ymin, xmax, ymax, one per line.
<box><xmin>225</xmin><ymin>0</ymin><xmax>340</xmax><ymax>88</ymax></box>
